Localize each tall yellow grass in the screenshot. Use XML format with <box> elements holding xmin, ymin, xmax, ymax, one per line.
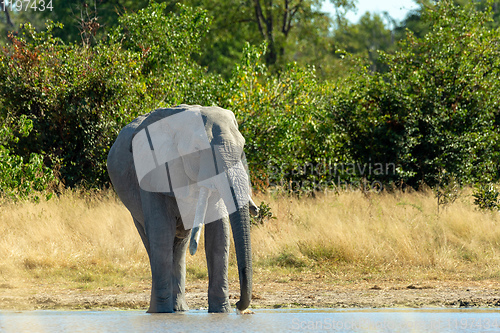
<box><xmin>0</xmin><ymin>188</ymin><xmax>499</xmax><ymax>289</ymax></box>
<box><xmin>0</xmin><ymin>190</ymin><xmax>148</xmax><ymax>287</ymax></box>
<box><xmin>252</xmin><ymin>189</ymin><xmax>500</xmax><ymax>279</ymax></box>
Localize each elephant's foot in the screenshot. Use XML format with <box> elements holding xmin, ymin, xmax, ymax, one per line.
<box><xmin>147</xmin><ymin>297</ymin><xmax>174</xmax><ymax>313</ymax></box>
<box><xmin>208</xmin><ymin>305</ymin><xmax>231</xmax><ymax>313</ymax></box>
<box><xmin>147</xmin><ymin>306</ymin><xmax>175</xmax><ymax>313</ymax></box>
<box><xmin>208</xmin><ymin>296</ymin><xmax>231</xmax><ymax>313</ymax></box>
<box><xmin>174</xmin><ymin>297</ymin><xmax>189</xmax><ymax>312</ymax></box>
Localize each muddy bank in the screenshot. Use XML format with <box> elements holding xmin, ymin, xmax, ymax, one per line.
<box><xmin>1</xmin><ymin>280</ymin><xmax>499</xmax><ymax>311</ymax></box>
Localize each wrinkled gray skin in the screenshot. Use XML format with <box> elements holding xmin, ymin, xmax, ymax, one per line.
<box><xmin>107</xmin><ymin>105</ymin><xmax>254</xmax><ymax>313</ymax></box>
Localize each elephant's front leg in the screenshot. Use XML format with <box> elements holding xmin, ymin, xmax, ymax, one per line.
<box><xmin>205</xmin><ymin>217</ymin><xmax>231</xmax><ymax>313</ymax></box>
<box><xmin>173</xmin><ymin>222</ymin><xmax>190</xmax><ymax>311</ymax></box>
<box><xmin>142</xmin><ymin>191</ymin><xmax>177</xmax><ymax>313</ymax></box>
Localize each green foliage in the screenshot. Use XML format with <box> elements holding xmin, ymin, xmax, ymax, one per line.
<box><xmin>0</xmin><ymin>4</ymin><xmax>224</xmax><ymax>190</ymax></box>
<box><xmin>331</xmin><ymin>0</ymin><xmax>500</xmax><ymax>188</ymax></box>
<box><xmin>473</xmin><ymin>183</ymin><xmax>500</xmax><ymax>211</ymax></box>
<box><xmin>333</xmin><ymin>12</ymin><xmax>394</xmax><ymax>72</ymax></box>
<box><xmin>0</xmin><ymin>115</ymin><xmax>56</xmax><ymax>200</ymax></box>
<box><xmin>113</xmin><ymin>2</ymin><xmax>226</xmax><ymax>107</ymax></box>
<box><xmin>250</xmin><ymin>201</ymin><xmax>277</xmax><ymax>226</ymax></box>
<box><xmin>183</xmin><ymin>0</ymin><xmax>342</xmax><ymax>77</ymax></box>
<box><xmin>116</xmin><ymin>2</ymin><xmax>209</xmax><ymax>71</ymax></box>
<box><xmin>267</xmin><ymin>250</ymin><xmax>308</xmax><ymax>268</ymax></box>
<box><xmin>34</xmin><ymin>0</ymin><xmax>150</xmax><ymax>44</ymax></box>
<box><xmin>0</xmin><ymin>21</ymin><xmax>147</xmax><ymax>187</ymax></box>
<box><xmin>224</xmin><ymin>43</ymin><xmax>341</xmax><ymax>191</ymax></box>
<box><xmin>2</xmin><ymin>0</ymin><xmax>500</xmax><ymax>198</ymax></box>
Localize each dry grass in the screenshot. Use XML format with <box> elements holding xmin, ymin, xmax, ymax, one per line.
<box><xmin>252</xmin><ymin>188</ymin><xmax>500</xmax><ymax>283</ymax></box>
<box><xmin>0</xmin><ymin>188</ymin><xmax>499</xmax><ymax>292</ymax></box>
<box><xmin>0</xmin><ymin>190</ymin><xmax>149</xmax><ymax>290</ymax></box>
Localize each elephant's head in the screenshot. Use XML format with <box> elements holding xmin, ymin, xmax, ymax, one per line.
<box><xmin>131</xmin><ymin>104</ymin><xmax>255</xmax><ymax>311</ymax></box>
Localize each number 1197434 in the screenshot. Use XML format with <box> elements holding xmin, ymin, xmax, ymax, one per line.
<box><xmin>3</xmin><ymin>0</ymin><xmax>53</xmax><ymax>11</ymax></box>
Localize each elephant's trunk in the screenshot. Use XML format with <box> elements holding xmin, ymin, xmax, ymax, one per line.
<box><xmin>229</xmin><ymin>203</ymin><xmax>252</xmax><ymax>311</ymax></box>
<box><xmin>213</xmin><ymin>143</ymin><xmax>253</xmax><ymax>310</ymax></box>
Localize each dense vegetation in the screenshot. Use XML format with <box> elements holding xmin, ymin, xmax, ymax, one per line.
<box><xmin>1</xmin><ymin>0</ymin><xmax>500</xmax><ymax>200</ymax></box>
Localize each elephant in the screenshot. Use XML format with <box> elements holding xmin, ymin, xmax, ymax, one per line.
<box><xmin>107</xmin><ymin>104</ymin><xmax>257</xmax><ymax>313</ymax></box>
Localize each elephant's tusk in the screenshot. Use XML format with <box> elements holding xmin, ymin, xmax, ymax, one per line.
<box><xmin>189</xmin><ymin>186</ymin><xmax>211</xmax><ymax>255</ymax></box>
<box><xmin>249</xmin><ymin>197</ymin><xmax>259</xmax><ymax>217</ymax></box>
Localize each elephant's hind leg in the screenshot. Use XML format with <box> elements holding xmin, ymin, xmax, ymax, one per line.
<box><xmin>133</xmin><ymin>217</ymin><xmax>150</xmax><ymax>256</ymax></box>
<box><xmin>205</xmin><ymin>217</ymin><xmax>231</xmax><ymax>313</ymax></box>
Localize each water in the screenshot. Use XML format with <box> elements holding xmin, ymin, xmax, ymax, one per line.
<box><xmin>0</xmin><ymin>308</ymin><xmax>499</xmax><ymax>332</ymax></box>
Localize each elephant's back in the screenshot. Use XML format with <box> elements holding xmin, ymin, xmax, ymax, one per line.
<box><xmin>107</xmin><ymin>114</ymin><xmax>146</xmax><ymax>177</ymax></box>
<box><xmin>106</xmin><ymin>107</ymin><xmax>185</xmax><ymax>221</ymax></box>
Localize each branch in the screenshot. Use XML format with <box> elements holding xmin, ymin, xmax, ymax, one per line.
<box><xmin>253</xmin><ymin>0</ymin><xmax>266</xmax><ymax>38</ymax></box>
<box><xmin>211</xmin><ymin>19</ymin><xmax>257</xmax><ymax>32</ymax></box>
<box><xmin>282</xmin><ymin>0</ymin><xmax>289</xmax><ymax>34</ymax></box>
<box><xmin>283</xmin><ymin>0</ymin><xmax>303</xmax><ymax>36</ymax></box>
<box><xmin>1</xmin><ymin>0</ymin><xmax>14</xmax><ymax>28</ymax></box>
<box><xmin>264</xmin><ymin>0</ymin><xmax>274</xmax><ymax>40</ymax></box>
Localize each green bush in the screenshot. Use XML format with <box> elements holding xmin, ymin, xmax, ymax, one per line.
<box><xmin>0</xmin><ymin>21</ymin><xmax>146</xmax><ymax>187</ymax></box>
<box><xmin>473</xmin><ymin>183</ymin><xmax>500</xmax><ymax>210</ymax></box>
<box><xmin>223</xmin><ymin>43</ymin><xmax>341</xmax><ymax>191</ymax></box>
<box><xmin>114</xmin><ymin>2</ymin><xmax>226</xmax><ymax>107</ymax></box>
<box><xmin>2</xmin><ymin>0</ymin><xmax>499</xmax><ymax>196</ymax></box>
<box><xmin>330</xmin><ymin>0</ymin><xmax>500</xmax><ymax>188</ymax></box>
<box><xmin>0</xmin><ymin>3</ymin><xmax>225</xmax><ymax>189</ymax></box>
<box><xmin>250</xmin><ymin>201</ymin><xmax>277</xmax><ymax>226</ymax></box>
<box><xmin>0</xmin><ymin>115</ymin><xmax>56</xmax><ymax>200</ymax></box>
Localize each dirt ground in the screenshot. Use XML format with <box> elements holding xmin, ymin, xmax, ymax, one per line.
<box><xmin>1</xmin><ymin>279</ymin><xmax>499</xmax><ymax>311</ymax></box>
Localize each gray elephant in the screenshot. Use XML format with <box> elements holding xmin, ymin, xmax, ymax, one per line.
<box><xmin>107</xmin><ymin>104</ymin><xmax>257</xmax><ymax>313</ymax></box>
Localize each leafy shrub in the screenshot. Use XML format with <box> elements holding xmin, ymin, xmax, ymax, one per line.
<box><xmin>435</xmin><ymin>172</ymin><xmax>461</xmax><ymax>212</ymax></box>
<box><xmin>330</xmin><ymin>0</ymin><xmax>500</xmax><ymax>188</ymax></box>
<box><xmin>250</xmin><ymin>201</ymin><xmax>277</xmax><ymax>226</ymax></box>
<box><xmin>0</xmin><ymin>115</ymin><xmax>56</xmax><ymax>200</ymax></box>
<box><xmin>473</xmin><ymin>183</ymin><xmax>500</xmax><ymax>211</ymax></box>
<box><xmin>223</xmin><ymin>43</ymin><xmax>341</xmax><ymax>191</ymax></box>
<box><xmin>0</xmin><ymin>4</ymin><xmax>224</xmax><ymax>189</ymax></box>
<box><xmin>114</xmin><ymin>2</ymin><xmax>226</xmax><ymax>108</ymax></box>
<box><xmin>0</xmin><ymin>22</ymin><xmax>147</xmax><ymax>187</ymax></box>
<box><xmin>269</xmin><ymin>251</ymin><xmax>308</xmax><ymax>268</ymax></box>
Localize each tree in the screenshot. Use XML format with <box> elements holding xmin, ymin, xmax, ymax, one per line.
<box><xmin>331</xmin><ymin>0</ymin><xmax>500</xmax><ymax>187</ymax></box>
<box><xmin>0</xmin><ymin>1</ymin><xmax>44</xmax><ymax>43</ymax></box>
<box><xmin>0</xmin><ymin>0</ymin><xmax>14</xmax><ymax>29</ymax></box>
<box><xmin>332</xmin><ymin>12</ymin><xmax>394</xmax><ymax>72</ymax></box>
<box><xmin>186</xmin><ymin>0</ymin><xmax>354</xmax><ymax>76</ymax></box>
<box><xmin>35</xmin><ymin>0</ymin><xmax>149</xmax><ymax>43</ymax></box>
<box><xmin>251</xmin><ymin>0</ymin><xmax>323</xmax><ymax>65</ymax></box>
<box><xmin>328</xmin><ymin>0</ymin><xmax>356</xmax><ymax>29</ymax></box>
